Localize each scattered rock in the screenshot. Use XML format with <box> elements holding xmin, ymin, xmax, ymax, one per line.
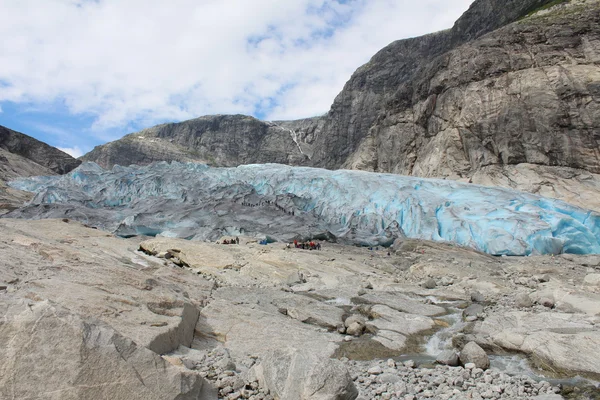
<box><xmin>422</xmin><ymin>278</ymin><xmax>437</xmax><ymax>289</ymax></box>
<box><xmin>367</xmin><ymin>366</ymin><xmax>383</xmax><ymax>375</ymax></box>
<box><xmin>286</xmin><ymin>271</ymin><xmax>306</xmax><ymax>286</ymax></box>
<box><xmin>440</xmin><ymin>276</ymin><xmax>454</xmax><ymax>286</ymax></box>
<box><xmin>539</xmin><ymin>297</ymin><xmax>555</xmax><ymax>309</ymax></box>
<box><xmin>515</xmin><ymin>293</ymin><xmax>533</xmax><ymax>308</ymax></box>
<box><xmin>470</xmin><ymin>291</ymin><xmax>485</xmax><ymax>303</ymax></box>
<box><xmin>537</xmin><ymin>274</ymin><xmax>551</xmax><ymax>283</ymax></box>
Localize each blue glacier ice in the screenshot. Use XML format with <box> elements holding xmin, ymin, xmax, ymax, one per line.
<box><xmin>7</xmin><ymin>161</ymin><xmax>600</xmax><ymax>256</ymax></box>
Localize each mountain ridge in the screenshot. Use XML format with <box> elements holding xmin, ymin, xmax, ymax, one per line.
<box><xmin>80</xmin><ymin>0</ymin><xmax>600</xmax><ymax>212</ymax></box>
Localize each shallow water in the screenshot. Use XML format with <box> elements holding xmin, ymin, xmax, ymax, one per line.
<box><xmin>419</xmin><ymin>299</ymin><xmax>600</xmax><ymax>389</ymax></box>
<box><xmin>332</xmin><ymin>294</ymin><xmax>599</xmax><ymax>393</ymax></box>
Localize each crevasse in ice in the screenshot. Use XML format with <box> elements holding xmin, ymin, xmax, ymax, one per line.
<box><xmin>8</xmin><ymin>162</ymin><xmax>600</xmax><ymax>256</ymax></box>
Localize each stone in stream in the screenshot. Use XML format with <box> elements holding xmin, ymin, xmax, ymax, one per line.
<box><xmin>345</xmin><ymin>314</ymin><xmax>366</xmax><ymax>328</ymax></box>
<box><xmin>436</xmin><ymin>350</ymin><xmax>460</xmax><ymax>366</ymax></box>
<box><xmin>345</xmin><ymin>314</ymin><xmax>366</xmax><ymax>336</ymax></box>
<box><xmin>463</xmin><ymin>304</ymin><xmax>485</xmax><ymax>320</ymax></box>
<box><xmin>459</xmin><ymin>342</ymin><xmax>490</xmax><ymax>370</ymax></box>
<box><xmin>346</xmin><ymin>322</ymin><xmax>365</xmax><ymax>336</ymax></box>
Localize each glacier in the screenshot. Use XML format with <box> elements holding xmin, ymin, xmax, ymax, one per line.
<box><xmin>6</xmin><ymin>161</ymin><xmax>600</xmax><ymax>256</ymax></box>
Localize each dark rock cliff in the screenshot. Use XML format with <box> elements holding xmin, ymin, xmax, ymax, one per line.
<box><xmin>310</xmin><ymin>0</ymin><xmax>562</xmax><ymax>168</ymax></box>
<box><xmin>0</xmin><ymin>125</ymin><xmax>81</xmax><ymax>214</ymax></box>
<box><xmin>0</xmin><ymin>125</ymin><xmax>81</xmax><ymax>175</ymax></box>
<box><xmin>344</xmin><ymin>0</ymin><xmax>600</xmax><ymax>178</ymax></box>
<box><xmin>82</xmin><ymin>115</ymin><xmax>311</xmax><ymax>168</ymax></box>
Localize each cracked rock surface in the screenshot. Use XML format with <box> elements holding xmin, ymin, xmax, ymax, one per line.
<box><xmin>2</xmin><ymin>219</ymin><xmax>600</xmax><ymax>399</ymax></box>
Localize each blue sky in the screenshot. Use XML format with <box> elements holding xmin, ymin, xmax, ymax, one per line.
<box><xmin>0</xmin><ymin>0</ymin><xmax>473</xmax><ymax>158</ymax></box>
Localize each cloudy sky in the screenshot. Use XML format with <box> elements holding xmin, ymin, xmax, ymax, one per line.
<box><xmin>0</xmin><ymin>0</ymin><xmax>473</xmax><ymax>157</ymax></box>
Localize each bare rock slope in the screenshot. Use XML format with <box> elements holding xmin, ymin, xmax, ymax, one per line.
<box><xmin>0</xmin><ymin>125</ymin><xmax>81</xmax><ymax>214</ymax></box>
<box><xmin>2</xmin><ymin>219</ymin><xmax>599</xmax><ymax>398</ymax></box>
<box><xmin>82</xmin><ymin>115</ymin><xmax>312</xmax><ymax>169</ymax></box>
<box><xmin>0</xmin><ymin>125</ymin><xmax>81</xmax><ymax>176</ymax></box>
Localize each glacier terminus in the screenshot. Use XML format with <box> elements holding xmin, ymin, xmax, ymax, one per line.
<box><xmin>7</xmin><ymin>162</ymin><xmax>600</xmax><ymax>256</ymax></box>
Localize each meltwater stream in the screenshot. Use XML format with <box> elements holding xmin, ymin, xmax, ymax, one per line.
<box><xmin>416</xmin><ymin>297</ymin><xmax>597</xmax><ymax>389</ymax></box>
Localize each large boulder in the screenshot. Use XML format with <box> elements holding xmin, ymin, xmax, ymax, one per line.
<box><xmin>0</xmin><ymin>299</ymin><xmax>215</xmax><ymax>400</ymax></box>
<box><xmin>355</xmin><ymin>291</ymin><xmax>445</xmax><ymax>316</ymax></box>
<box><xmin>474</xmin><ymin>312</ymin><xmax>600</xmax><ymax>376</ymax></box>
<box><xmin>459</xmin><ymin>341</ymin><xmax>490</xmax><ymax>370</ymax></box>
<box><xmin>252</xmin><ymin>348</ymin><xmax>358</xmax><ymax>400</ymax></box>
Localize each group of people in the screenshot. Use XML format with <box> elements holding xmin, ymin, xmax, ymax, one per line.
<box><xmin>221</xmin><ymin>237</ymin><xmax>240</xmax><ymax>245</ymax></box>
<box><xmin>290</xmin><ymin>240</ymin><xmax>321</xmax><ymax>250</ymax></box>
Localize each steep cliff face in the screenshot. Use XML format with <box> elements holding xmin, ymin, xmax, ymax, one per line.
<box><xmin>310</xmin><ymin>0</ymin><xmax>559</xmax><ymax>168</ymax></box>
<box><xmin>86</xmin><ymin>0</ymin><xmax>560</xmax><ymax>170</ymax></box>
<box><xmin>82</xmin><ymin>115</ymin><xmax>310</xmax><ymax>168</ymax></box>
<box><xmin>345</xmin><ymin>0</ymin><xmax>600</xmax><ymax>177</ymax></box>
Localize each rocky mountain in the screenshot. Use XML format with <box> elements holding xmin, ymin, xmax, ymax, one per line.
<box><xmin>82</xmin><ymin>115</ymin><xmax>311</xmax><ymax>168</ymax></box>
<box><xmin>0</xmin><ymin>125</ymin><xmax>81</xmax><ymax>214</ymax></box>
<box><xmin>81</xmin><ymin>0</ymin><xmax>600</xmax><ymax>211</ymax></box>
<box><xmin>80</xmin><ymin>0</ymin><xmax>559</xmax><ymax>169</ymax></box>
<box><xmin>0</xmin><ymin>125</ymin><xmax>81</xmax><ymax>177</ymax></box>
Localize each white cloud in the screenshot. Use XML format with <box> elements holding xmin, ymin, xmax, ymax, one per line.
<box><xmin>57</xmin><ymin>146</ymin><xmax>84</xmax><ymax>158</ymax></box>
<box><xmin>0</xmin><ymin>105</ymin><xmax>2</xmax><ymax>113</ymax></box>
<box><xmin>0</xmin><ymin>0</ymin><xmax>474</xmax><ymax>139</ymax></box>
